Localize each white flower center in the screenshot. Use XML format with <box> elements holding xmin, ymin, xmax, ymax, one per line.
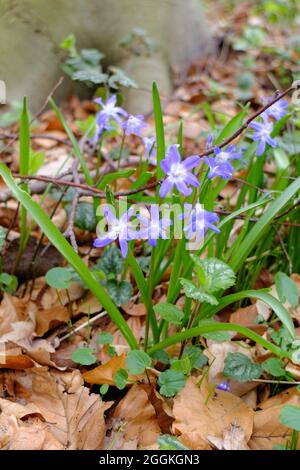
<box><xmin>215</xmin><ymin>151</ymin><xmax>229</xmax><ymax>163</ymax></box>
<box><xmin>170</xmin><ymin>162</ymin><xmax>186</xmax><ymax>182</ymax></box>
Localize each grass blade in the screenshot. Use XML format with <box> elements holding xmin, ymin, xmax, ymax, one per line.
<box><xmin>152</xmin><ymin>82</ymin><xmax>165</xmax><ymax>180</ymax></box>
<box><xmin>19</xmin><ymin>97</ymin><xmax>30</xmax><ymax>250</ymax></box>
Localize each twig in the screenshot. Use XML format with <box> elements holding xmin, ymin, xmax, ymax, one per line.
<box><xmin>198</xmin><ymin>84</ymin><xmax>295</xmax><ymax>158</ymax></box>
<box><xmin>0</xmin><ymin>132</ymin><xmax>70</xmax><ymax>146</ymax></box>
<box><xmin>252</xmin><ymin>378</ymin><xmax>300</xmax><ymax>385</ymax></box>
<box><xmin>275</xmin><ymin>198</ymin><xmax>300</xmax><ymax>221</ymax></box>
<box><xmin>32</xmin><ymin>76</ymin><xmax>64</xmax><ymax>123</ymax></box>
<box><xmin>57</xmin><ymin>310</ymin><xmax>107</xmax><ymax>344</ymax></box>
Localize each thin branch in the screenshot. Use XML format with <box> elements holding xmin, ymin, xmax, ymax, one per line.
<box><xmin>272</xmin><ymin>224</ymin><xmax>293</xmax><ymax>275</ymax></box>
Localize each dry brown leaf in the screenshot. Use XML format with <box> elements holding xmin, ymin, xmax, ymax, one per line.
<box><xmin>105</xmin><ymin>384</ymin><xmax>160</xmax><ymax>449</ymax></box>
<box><xmin>249</xmin><ymin>387</ymin><xmax>300</xmax><ymax>450</ymax></box>
<box><xmin>122</xmin><ymin>302</ymin><xmax>146</xmax><ymax>317</ymax></box>
<box><xmin>76</xmin><ymin>292</ymin><xmax>102</xmax><ymax>314</ymax></box>
<box><xmin>83</xmin><ymin>353</ymin><xmax>127</xmax><ymax>385</ymax></box>
<box><xmin>207</xmin><ymin>423</ymin><xmax>250</xmax><ymax>450</ymax></box>
<box><xmin>172</xmin><ymin>377</ymin><xmax>254</xmax><ymax>450</ymax></box>
<box><xmin>9</xmin><ymin>367</ymin><xmax>113</xmax><ymax>449</ymax></box>
<box><xmin>0</xmin><ymin>294</ymin><xmax>28</xmax><ymax>336</ymax></box>
<box><xmin>35</xmin><ymin>306</ymin><xmax>70</xmax><ymax>336</ymax></box>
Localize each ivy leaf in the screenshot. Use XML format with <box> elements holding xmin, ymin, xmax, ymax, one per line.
<box><xmin>96</xmin><ymin>245</ymin><xmax>124</xmax><ymax>276</ymax></box>
<box><xmin>126</xmin><ymin>350</ymin><xmax>152</xmax><ymax>375</ymax></box>
<box><xmin>280</xmin><ymin>405</ymin><xmax>300</xmax><ymax>431</ymax></box>
<box><xmin>183</xmin><ymin>345</ymin><xmax>208</xmax><ymax>369</ymax></box>
<box><xmin>157</xmin><ymin>435</ymin><xmax>189</xmax><ymax>450</ymax></box>
<box><xmin>180</xmin><ymin>278</ymin><xmax>218</xmax><ymax>305</ymax></box>
<box><xmin>199</xmin><ymin>319</ymin><xmax>232</xmax><ymax>342</ymax></box>
<box><xmin>158</xmin><ymin>370</ymin><xmax>186</xmax><ymax>397</ymax></box>
<box><xmin>106</xmin><ymin>280</ymin><xmax>133</xmax><ymax>306</ymax></box>
<box><xmin>224</xmin><ymin>352</ymin><xmax>262</xmax><ymax>382</ymax></box>
<box><xmin>262</xmin><ymin>358</ymin><xmax>286</xmax><ymax>377</ymax></box>
<box><xmin>71</xmin><ymin>347</ymin><xmax>97</xmax><ymax>366</ymax></box>
<box><xmin>97</xmin><ymin>332</ymin><xmax>113</xmax><ymax>345</ymax></box>
<box><xmin>170</xmin><ymin>357</ymin><xmax>191</xmax><ymax>376</ymax></box>
<box><xmin>114</xmin><ymin>368</ymin><xmax>128</xmax><ymax>390</ymax></box>
<box><xmin>275</xmin><ymin>272</ymin><xmax>299</xmax><ymax>308</ymax></box>
<box><xmin>46</xmin><ymin>267</ymin><xmax>72</xmax><ymax>289</ymax></box>
<box><xmin>190</xmin><ymin>256</ymin><xmax>236</xmax><ymax>293</ymax></box>
<box><xmin>65</xmin><ymin>202</ymin><xmax>97</xmax><ymax>231</ymax></box>
<box><xmin>153</xmin><ymin>303</ymin><xmax>184</xmax><ymax>325</ymax></box>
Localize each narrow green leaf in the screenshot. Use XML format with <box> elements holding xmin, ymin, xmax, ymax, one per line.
<box><xmin>152</xmin><ymin>82</ymin><xmax>165</xmax><ymax>180</ymax></box>
<box><xmin>215</xmin><ymin>108</ymin><xmax>247</xmax><ymax>144</ymax></box>
<box><xmin>0</xmin><ymin>163</ymin><xmax>138</xmax><ymax>350</ymax></box>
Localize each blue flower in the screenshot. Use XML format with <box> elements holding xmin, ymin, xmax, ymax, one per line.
<box><xmin>262</xmin><ymin>98</ymin><xmax>288</xmax><ymax>121</ymax></box>
<box><xmin>181</xmin><ymin>203</ymin><xmax>220</xmax><ymax>240</ymax></box>
<box><xmin>250</xmin><ymin>118</ymin><xmax>276</xmax><ymax>156</ymax></box>
<box><xmin>203</xmin><ymin>145</ymin><xmax>243</xmax><ymax>180</ymax></box>
<box><xmin>122</xmin><ymin>114</ymin><xmax>147</xmax><ymax>137</ymax></box>
<box><xmin>94</xmin><ymin>95</ymin><xmax>127</xmax><ymax>136</ymax></box>
<box><xmin>160</xmin><ymin>145</ymin><xmax>200</xmax><ymax>197</ymax></box>
<box><xmin>93</xmin><ymin>206</ymin><xmax>136</xmax><ymax>258</ymax></box>
<box><xmin>216</xmin><ymin>381</ymin><xmax>230</xmax><ymax>392</ymax></box>
<box><xmin>138</xmin><ymin>205</ymin><xmax>172</xmax><ymax>246</ymax></box>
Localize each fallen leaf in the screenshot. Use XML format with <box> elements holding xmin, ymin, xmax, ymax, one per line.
<box><xmin>249</xmin><ymin>387</ymin><xmax>300</xmax><ymax>450</ymax></box>
<box><xmin>172</xmin><ymin>377</ymin><xmax>254</xmax><ymax>450</ymax></box>
<box><xmin>105</xmin><ymin>384</ymin><xmax>160</xmax><ymax>449</ymax></box>
<box><xmin>122</xmin><ymin>303</ymin><xmax>146</xmax><ymax>317</ymax></box>
<box><xmin>35</xmin><ymin>306</ymin><xmax>70</xmax><ymax>336</ymax></box>
<box><xmin>8</xmin><ymin>367</ymin><xmax>113</xmax><ymax>449</ymax></box>
<box><xmin>207</xmin><ymin>423</ymin><xmax>250</xmax><ymax>450</ymax></box>
<box><xmin>83</xmin><ymin>353</ymin><xmax>127</xmax><ymax>385</ymax></box>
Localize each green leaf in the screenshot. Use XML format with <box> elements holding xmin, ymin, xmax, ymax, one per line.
<box><xmin>0</xmin><ymin>163</ymin><xmax>139</xmax><ymax>350</ymax></box>
<box><xmin>215</xmin><ymin>108</ymin><xmax>247</xmax><ymax>144</ymax></box>
<box><xmin>203</xmin><ymin>290</ymin><xmax>295</xmax><ymax>339</ymax></box>
<box><xmin>29</xmin><ymin>151</ymin><xmax>45</xmax><ymax>175</ymax></box>
<box><xmin>291</xmin><ymin>349</ymin><xmax>300</xmax><ymax>365</ymax></box>
<box><xmin>108</xmin><ymin>66</ymin><xmax>137</xmax><ymax>89</ymax></box>
<box><xmin>180</xmin><ymin>278</ymin><xmax>218</xmax><ymax>305</ymax></box>
<box><xmin>280</xmin><ymin>405</ymin><xmax>300</xmax><ymax>431</ymax></box>
<box><xmin>106</xmin><ymin>280</ymin><xmax>133</xmax><ymax>306</ymax></box>
<box><xmin>72</xmin><ymin>347</ymin><xmax>97</xmax><ymax>365</ymax></box>
<box><xmin>152</xmin><ymin>350</ymin><xmax>170</xmax><ymax>365</ymax></box>
<box><xmin>183</xmin><ymin>345</ymin><xmax>208</xmax><ymax>369</ymax></box>
<box><xmin>153</xmin><ymin>302</ymin><xmax>184</xmax><ymax>325</ymax></box>
<box><xmin>275</xmin><ymin>272</ymin><xmax>299</xmax><ymax>308</ymax></box>
<box><xmin>65</xmin><ymin>202</ymin><xmax>97</xmax><ymax>231</ymax></box>
<box><xmin>19</xmin><ymin>97</ymin><xmax>30</xmax><ymax>251</ymax></box>
<box><xmin>96</xmin><ymin>245</ymin><xmax>124</xmax><ymax>276</ymax></box>
<box><xmin>224</xmin><ymin>352</ymin><xmax>262</xmax><ymax>382</ymax></box>
<box><xmin>191</xmin><ymin>256</ymin><xmax>236</xmax><ymax>293</ymax></box>
<box><xmin>170</xmin><ymin>356</ymin><xmax>191</xmax><ymax>375</ymax></box>
<box><xmin>152</xmin><ymin>82</ymin><xmax>165</xmax><ymax>181</ymax></box>
<box><xmin>199</xmin><ymin>319</ymin><xmax>232</xmax><ymax>342</ymax></box>
<box><xmin>157</xmin><ymin>435</ymin><xmax>189</xmax><ymax>450</ymax></box>
<box><xmin>262</xmin><ymin>358</ymin><xmax>286</xmax><ymax>377</ymax></box>
<box><xmin>100</xmin><ymin>384</ymin><xmax>109</xmax><ymax>396</ymax></box>
<box><xmin>158</xmin><ymin>370</ymin><xmax>186</xmax><ymax>397</ymax></box>
<box><xmin>46</xmin><ymin>267</ymin><xmax>72</xmax><ymax>289</ymax></box>
<box><xmin>126</xmin><ymin>350</ymin><xmax>152</xmax><ymax>375</ymax></box>
<box><xmin>0</xmin><ymin>273</ymin><xmax>18</xmax><ymax>294</ymax></box>
<box><xmin>114</xmin><ymin>368</ymin><xmax>128</xmax><ymax>390</ymax></box>
<box><xmin>60</xmin><ymin>34</ymin><xmax>76</xmax><ymax>54</ymax></box>
<box><xmin>98</xmin><ymin>332</ymin><xmax>113</xmax><ymax>345</ymax></box>
<box><xmin>97</xmin><ymin>169</ymin><xmax>135</xmax><ymax>190</ymax></box>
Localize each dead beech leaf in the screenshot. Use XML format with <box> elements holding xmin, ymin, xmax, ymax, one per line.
<box><xmin>83</xmin><ymin>353</ymin><xmax>127</xmax><ymax>385</ymax></box>
<box><xmin>207</xmin><ymin>423</ymin><xmax>250</xmax><ymax>450</ymax></box>
<box><xmin>76</xmin><ymin>292</ymin><xmax>102</xmax><ymax>314</ymax></box>
<box><xmin>0</xmin><ymin>294</ymin><xmax>28</xmax><ymax>336</ymax></box>
<box><xmin>35</xmin><ymin>305</ymin><xmax>70</xmax><ymax>336</ymax></box>
<box><xmin>13</xmin><ymin>367</ymin><xmax>113</xmax><ymax>449</ymax></box>
<box><xmin>172</xmin><ymin>377</ymin><xmax>254</xmax><ymax>450</ymax></box>
<box><xmin>249</xmin><ymin>387</ymin><xmax>300</xmax><ymax>450</ymax></box>
<box><xmin>122</xmin><ymin>302</ymin><xmax>146</xmax><ymax>317</ymax></box>
<box><xmin>6</xmin><ymin>418</ymin><xmax>64</xmax><ymax>450</ymax></box>
<box><xmin>106</xmin><ymin>384</ymin><xmax>160</xmax><ymax>449</ymax></box>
